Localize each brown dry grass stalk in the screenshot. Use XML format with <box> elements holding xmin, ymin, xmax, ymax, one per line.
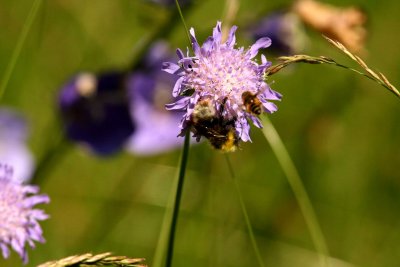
<box><xmin>265</xmin><ymin>36</ymin><xmax>400</xmax><ymax>99</ymax></box>
<box><xmin>37</xmin><ymin>252</ymin><xmax>147</xmax><ymax>267</ymax></box>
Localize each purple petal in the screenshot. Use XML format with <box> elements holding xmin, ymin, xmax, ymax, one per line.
<box><xmin>24</xmin><ymin>195</ymin><xmax>50</xmax><ymax>206</ymax></box>
<box><xmin>165</xmin><ymin>97</ymin><xmax>190</xmax><ymax>111</ymax></box>
<box><xmin>249</xmin><ymin>115</ymin><xmax>263</xmax><ymax>128</ymax></box>
<box><xmin>201</xmin><ymin>36</ymin><xmax>214</xmax><ymax>54</ymax></box>
<box><xmin>258</xmin><ymin>55</ymin><xmax>272</xmax><ymax>70</ymax></box>
<box><xmin>262</xmin><ymin>101</ymin><xmax>278</xmax><ymax>113</ymax></box>
<box><xmin>213</xmin><ymin>21</ymin><xmax>222</xmax><ymax>46</ymax></box>
<box><xmin>226</xmin><ymin>25</ymin><xmax>238</xmax><ymax>48</ymax></box>
<box><xmin>236</xmin><ymin>117</ymin><xmax>251</xmax><ymax>142</ymax></box>
<box><xmin>178</xmin><ymin>58</ymin><xmax>197</xmax><ymax>72</ymax></box>
<box><xmin>0</xmin><ymin>243</ymin><xmax>10</xmax><ymax>259</ymax></box>
<box><xmin>189</xmin><ymin>28</ymin><xmax>201</xmax><ymax>56</ymax></box>
<box><xmin>261</xmin><ymin>86</ymin><xmax>282</xmax><ymax>100</ymax></box>
<box><xmin>172</xmin><ymin>77</ymin><xmax>184</xmax><ymax>97</ymax></box>
<box><xmin>176</xmin><ymin>48</ymin><xmax>184</xmax><ymax>59</ymax></box>
<box><xmin>162</xmin><ymin>62</ymin><xmax>181</xmax><ymax>74</ymax></box>
<box><xmin>247</xmin><ymin>37</ymin><xmax>272</xmax><ymax>59</ymax></box>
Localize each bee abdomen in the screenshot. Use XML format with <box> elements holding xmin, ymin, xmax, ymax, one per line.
<box><xmin>250</xmin><ymin>104</ymin><xmax>262</xmax><ymax>115</ymax></box>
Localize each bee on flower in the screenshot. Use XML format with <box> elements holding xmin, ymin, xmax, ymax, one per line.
<box><xmin>163</xmin><ymin>21</ymin><xmax>282</xmax><ymax>151</ymax></box>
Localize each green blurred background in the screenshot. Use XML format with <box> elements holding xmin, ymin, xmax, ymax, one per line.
<box><xmin>1</xmin><ymin>0</ymin><xmax>400</xmax><ymax>266</ymax></box>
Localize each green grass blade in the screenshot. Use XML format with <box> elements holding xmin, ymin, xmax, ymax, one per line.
<box><xmin>225</xmin><ymin>155</ymin><xmax>266</xmax><ymax>267</ymax></box>
<box><xmin>174</xmin><ymin>0</ymin><xmax>191</xmax><ymax>45</ymax></box>
<box><xmin>152</xmin><ymin>131</ymin><xmax>190</xmax><ymax>267</ymax></box>
<box><xmin>0</xmin><ymin>0</ymin><xmax>43</xmax><ymax>100</ymax></box>
<box><xmin>261</xmin><ymin>115</ymin><xmax>330</xmax><ymax>267</ymax></box>
<box><xmin>152</xmin><ymin>181</ymin><xmax>176</xmax><ymax>267</ymax></box>
<box><xmin>265</xmin><ymin>38</ymin><xmax>400</xmax><ymax>99</ymax></box>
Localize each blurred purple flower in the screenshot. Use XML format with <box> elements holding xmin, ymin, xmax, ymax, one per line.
<box><xmin>59</xmin><ymin>42</ymin><xmax>186</xmax><ymax>156</ymax></box>
<box><xmin>59</xmin><ymin>71</ymin><xmax>135</xmax><ymax>156</ymax></box>
<box><xmin>0</xmin><ymin>163</ymin><xmax>49</xmax><ymax>264</ymax></box>
<box><xmin>249</xmin><ymin>11</ymin><xmax>306</xmax><ymax>55</ymax></box>
<box><xmin>0</xmin><ymin>108</ymin><xmax>34</xmax><ymax>183</ymax></box>
<box><xmin>163</xmin><ymin>21</ymin><xmax>281</xmax><ymax>148</ymax></box>
<box><xmin>126</xmin><ymin>41</ymin><xmax>185</xmax><ymax>155</ymax></box>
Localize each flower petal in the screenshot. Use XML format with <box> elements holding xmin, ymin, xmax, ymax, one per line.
<box><xmin>247</xmin><ymin>37</ymin><xmax>272</xmax><ymax>59</ymax></box>
<box><xmin>172</xmin><ymin>76</ymin><xmax>184</xmax><ymax>97</ymax></box>
<box><xmin>201</xmin><ymin>36</ymin><xmax>214</xmax><ymax>54</ymax></box>
<box><xmin>213</xmin><ymin>21</ymin><xmax>222</xmax><ymax>47</ymax></box>
<box><xmin>262</xmin><ymin>101</ymin><xmax>278</xmax><ymax>113</ymax></box>
<box><xmin>176</xmin><ymin>48</ymin><xmax>185</xmax><ymax>59</ymax></box>
<box><xmin>162</xmin><ymin>62</ymin><xmax>181</xmax><ymax>74</ymax></box>
<box><xmin>165</xmin><ymin>97</ymin><xmax>190</xmax><ymax>110</ymax></box>
<box><xmin>226</xmin><ymin>25</ymin><xmax>238</xmax><ymax>48</ymax></box>
<box><xmin>189</xmin><ymin>27</ymin><xmax>201</xmax><ymax>56</ymax></box>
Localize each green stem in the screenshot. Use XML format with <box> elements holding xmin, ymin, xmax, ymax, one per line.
<box><xmin>129</xmin><ymin>0</ymin><xmax>195</xmax><ymax>71</ymax></box>
<box><xmin>174</xmin><ymin>0</ymin><xmax>191</xmax><ymax>45</ymax></box>
<box><xmin>261</xmin><ymin>115</ymin><xmax>330</xmax><ymax>267</ymax></box>
<box><xmin>165</xmin><ymin>131</ymin><xmax>191</xmax><ymax>267</ymax></box>
<box><xmin>0</xmin><ymin>0</ymin><xmax>43</xmax><ymax>100</ymax></box>
<box><xmin>225</xmin><ymin>155</ymin><xmax>266</xmax><ymax>267</ymax></box>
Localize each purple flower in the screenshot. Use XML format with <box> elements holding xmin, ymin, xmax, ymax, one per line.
<box><xmin>0</xmin><ymin>163</ymin><xmax>49</xmax><ymax>264</ymax></box>
<box><xmin>59</xmin><ymin>42</ymin><xmax>187</xmax><ymax>156</ymax></box>
<box><xmin>0</xmin><ymin>108</ymin><xmax>34</xmax><ymax>183</ymax></box>
<box><xmin>249</xmin><ymin>11</ymin><xmax>306</xmax><ymax>55</ymax></box>
<box><xmin>59</xmin><ymin>71</ymin><xmax>135</xmax><ymax>156</ymax></box>
<box><xmin>126</xmin><ymin>41</ymin><xmax>186</xmax><ymax>155</ymax></box>
<box><xmin>163</xmin><ymin>21</ymin><xmax>281</xmax><ymax>150</ymax></box>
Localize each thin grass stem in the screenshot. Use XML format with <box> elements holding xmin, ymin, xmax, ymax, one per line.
<box><xmin>129</xmin><ymin>0</ymin><xmax>195</xmax><ymax>70</ymax></box>
<box><xmin>225</xmin><ymin>155</ymin><xmax>266</xmax><ymax>267</ymax></box>
<box><xmin>265</xmin><ymin>37</ymin><xmax>400</xmax><ymax>99</ymax></box>
<box><xmin>0</xmin><ymin>0</ymin><xmax>43</xmax><ymax>100</ymax></box>
<box><xmin>174</xmin><ymin>0</ymin><xmax>191</xmax><ymax>45</ymax></box>
<box><xmin>152</xmin><ymin>179</ymin><xmax>177</xmax><ymax>267</ymax></box>
<box><xmin>261</xmin><ymin>115</ymin><xmax>330</xmax><ymax>267</ymax></box>
<box><xmin>164</xmin><ymin>131</ymin><xmax>191</xmax><ymax>267</ymax></box>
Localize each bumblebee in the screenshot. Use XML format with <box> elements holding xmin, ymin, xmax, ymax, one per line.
<box><xmin>242</xmin><ymin>91</ymin><xmax>263</xmax><ymax>116</ymax></box>
<box><xmin>190</xmin><ymin>98</ymin><xmax>240</xmax><ymax>152</ymax></box>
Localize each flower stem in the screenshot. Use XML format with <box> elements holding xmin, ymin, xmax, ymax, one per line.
<box><xmin>165</xmin><ymin>130</ymin><xmax>191</xmax><ymax>267</ymax></box>
<box><xmin>225</xmin><ymin>155</ymin><xmax>266</xmax><ymax>267</ymax></box>
<box><xmin>129</xmin><ymin>0</ymin><xmax>194</xmax><ymax>71</ymax></box>
<box><xmin>174</xmin><ymin>0</ymin><xmax>192</xmax><ymax>47</ymax></box>
<box><xmin>0</xmin><ymin>0</ymin><xmax>43</xmax><ymax>100</ymax></box>
<box><xmin>261</xmin><ymin>115</ymin><xmax>330</xmax><ymax>267</ymax></box>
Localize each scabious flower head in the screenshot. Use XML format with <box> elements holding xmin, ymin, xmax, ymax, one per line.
<box><xmin>0</xmin><ymin>163</ymin><xmax>49</xmax><ymax>264</ymax></box>
<box><xmin>163</xmin><ymin>21</ymin><xmax>282</xmax><ymax>145</ymax></box>
<box><xmin>59</xmin><ymin>71</ymin><xmax>136</xmax><ymax>156</ymax></box>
